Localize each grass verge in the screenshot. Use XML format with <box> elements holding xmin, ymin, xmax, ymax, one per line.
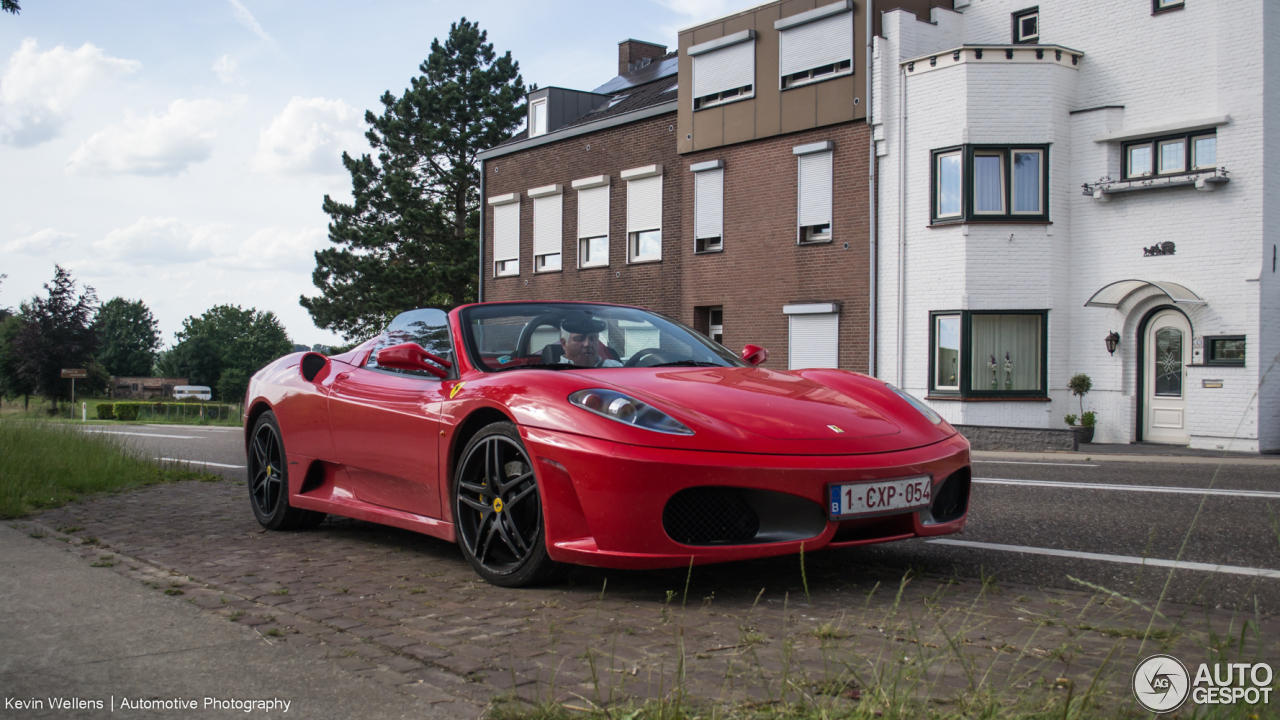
<box><xmin>0</xmin><ymin>419</ymin><xmax>219</xmax><ymax>518</ymax></box>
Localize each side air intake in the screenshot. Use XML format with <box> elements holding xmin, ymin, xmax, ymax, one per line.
<box><xmin>301</xmin><ymin>353</ymin><xmax>328</xmax><ymax>382</ymax></box>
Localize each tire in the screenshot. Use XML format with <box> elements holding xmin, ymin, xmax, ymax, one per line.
<box><xmin>453</xmin><ymin>421</ymin><xmax>562</xmax><ymax>587</ymax></box>
<box><xmin>248</xmin><ymin>411</ymin><xmax>325</xmax><ymax>531</ymax></box>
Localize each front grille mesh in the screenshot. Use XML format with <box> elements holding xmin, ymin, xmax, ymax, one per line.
<box><xmin>663</xmin><ymin>487</ymin><xmax>760</xmax><ymax>545</ymax></box>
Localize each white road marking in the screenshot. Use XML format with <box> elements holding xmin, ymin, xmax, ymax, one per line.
<box><xmin>974</xmin><ymin>477</ymin><xmax>1280</xmax><ymax>499</ymax></box>
<box><xmin>974</xmin><ymin>460</ymin><xmax>1098</xmax><ymax>467</ymax></box>
<box><xmin>927</xmin><ymin>538</ymin><xmax>1280</xmax><ymax>579</ymax></box>
<box><xmin>156</xmin><ymin>458</ymin><xmax>245</xmax><ymax>469</ymax></box>
<box><xmin>83</xmin><ymin>430</ymin><xmax>202</xmax><ymax>440</ymax></box>
<box><xmin>145</xmin><ymin>425</ymin><xmax>237</xmax><ymax>432</ymax></box>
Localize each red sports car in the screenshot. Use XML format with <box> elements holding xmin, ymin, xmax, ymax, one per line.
<box><xmin>244</xmin><ymin>302</ymin><xmax>970</xmax><ymax>587</ymax></box>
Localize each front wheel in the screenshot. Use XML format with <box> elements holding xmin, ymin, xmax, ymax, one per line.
<box><xmin>454</xmin><ymin>422</ymin><xmax>562</xmax><ymax>587</ymax></box>
<box><xmin>248</xmin><ymin>411</ymin><xmax>325</xmax><ymax>531</ymax></box>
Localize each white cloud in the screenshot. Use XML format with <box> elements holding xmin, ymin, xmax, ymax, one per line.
<box><xmin>0</xmin><ymin>39</ymin><xmax>140</xmax><ymax>147</ymax></box>
<box><xmin>3</xmin><ymin>228</ymin><xmax>77</xmax><ymax>255</ymax></box>
<box><xmin>212</xmin><ymin>54</ymin><xmax>237</xmax><ymax>84</ymax></box>
<box><xmin>66</xmin><ymin>98</ymin><xmax>234</xmax><ymax>176</ymax></box>
<box><xmin>94</xmin><ymin>216</ymin><xmax>227</xmax><ymax>264</ymax></box>
<box><xmin>227</xmin><ymin>0</ymin><xmax>274</xmax><ymax>44</ymax></box>
<box><xmin>214</xmin><ymin>226</ymin><xmax>327</xmax><ymax>271</ymax></box>
<box><xmin>253</xmin><ymin>97</ymin><xmax>364</xmax><ymax>175</ymax></box>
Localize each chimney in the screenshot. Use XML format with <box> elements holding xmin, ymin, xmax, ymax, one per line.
<box><xmin>618</xmin><ymin>39</ymin><xmax>667</xmax><ymax>76</ymax></box>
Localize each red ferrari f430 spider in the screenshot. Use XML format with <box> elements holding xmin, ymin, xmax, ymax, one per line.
<box><xmin>244</xmin><ymin>302</ymin><xmax>971</xmax><ymax>586</ymax></box>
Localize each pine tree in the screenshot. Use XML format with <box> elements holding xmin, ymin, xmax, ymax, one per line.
<box><xmin>2</xmin><ymin>1</ymin><xmax>20</xmax><ymax>16</ymax></box>
<box><xmin>302</xmin><ymin>18</ymin><xmax>528</xmax><ymax>341</ymax></box>
<box><xmin>11</xmin><ymin>265</ymin><xmax>99</xmax><ymax>412</ymax></box>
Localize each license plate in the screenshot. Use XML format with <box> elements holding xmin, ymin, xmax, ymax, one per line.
<box><xmin>829</xmin><ymin>476</ymin><xmax>932</xmax><ymax>519</ymax></box>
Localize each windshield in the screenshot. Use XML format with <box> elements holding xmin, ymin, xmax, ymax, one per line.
<box><xmin>460</xmin><ymin>303</ymin><xmax>746</xmax><ymax>372</ymax></box>
<box><xmin>365</xmin><ymin>308</ymin><xmax>454</xmax><ymax>379</ymax></box>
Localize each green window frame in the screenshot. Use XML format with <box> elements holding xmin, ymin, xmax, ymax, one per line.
<box><xmin>1122</xmin><ymin>130</ymin><xmax>1216</xmax><ymax>180</ymax></box>
<box><xmin>928</xmin><ymin>310</ymin><xmax>1049</xmax><ymax>398</ymax></box>
<box><xmin>930</xmin><ymin>144</ymin><xmax>1050</xmax><ymax>224</ymax></box>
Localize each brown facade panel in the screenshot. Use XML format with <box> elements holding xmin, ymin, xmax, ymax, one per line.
<box><xmin>483</xmin><ymin>115</ymin><xmax>872</xmax><ymax>374</ymax></box>
<box><xmin>779</xmin><ymin>84</ymin><xmax>818</xmax><ymax>135</ymax></box>
<box><xmin>815</xmin><ymin>73</ymin><xmax>857</xmax><ymax>127</ymax></box>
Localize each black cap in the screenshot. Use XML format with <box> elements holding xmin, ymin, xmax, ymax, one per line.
<box><xmin>560</xmin><ymin>314</ymin><xmax>607</xmax><ymax>335</ymax></box>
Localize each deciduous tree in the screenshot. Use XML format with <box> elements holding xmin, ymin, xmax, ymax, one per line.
<box><xmin>94</xmin><ymin>297</ymin><xmax>161</xmax><ymax>377</ymax></box>
<box><xmin>302</xmin><ymin>18</ymin><xmax>528</xmax><ymax>341</ymax></box>
<box><xmin>10</xmin><ymin>265</ymin><xmax>99</xmax><ymax>412</ymax></box>
<box><xmin>171</xmin><ymin>305</ymin><xmax>292</xmax><ymax>399</ymax></box>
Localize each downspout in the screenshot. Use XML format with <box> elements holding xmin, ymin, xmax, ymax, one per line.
<box><xmin>866</xmin><ymin>0</ymin><xmax>877</xmax><ymax>377</ymax></box>
<box><xmin>478</xmin><ymin>157</ymin><xmax>486</xmax><ymax>303</ymax></box>
<box><xmin>897</xmin><ymin>62</ymin><xmax>907</xmax><ymax>387</ymax></box>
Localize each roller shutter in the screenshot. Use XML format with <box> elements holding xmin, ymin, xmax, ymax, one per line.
<box><xmin>692</xmin><ymin>41</ymin><xmax>754</xmax><ymax>100</ymax></box>
<box><xmin>533</xmin><ymin>193</ymin><xmax>562</xmax><ymax>258</ymax></box>
<box><xmin>493</xmin><ymin>201</ymin><xmax>519</xmax><ymax>263</ymax></box>
<box><xmin>797</xmin><ymin>151</ymin><xmax>833</xmax><ymax>228</ymax></box>
<box><xmin>627</xmin><ymin>176</ymin><xmax>663</xmax><ymax>233</ymax></box>
<box><xmin>694</xmin><ymin>168</ymin><xmax>723</xmax><ymax>240</ymax></box>
<box><xmin>788</xmin><ymin>313</ymin><xmax>839</xmax><ymax>369</ymax></box>
<box><xmin>577</xmin><ymin>186</ymin><xmax>609</xmax><ymax>239</ymax></box>
<box><xmin>779</xmin><ymin>11</ymin><xmax>853</xmax><ymax>78</ymax></box>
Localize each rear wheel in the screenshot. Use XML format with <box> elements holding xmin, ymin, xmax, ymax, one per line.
<box><xmin>248</xmin><ymin>411</ymin><xmax>325</xmax><ymax>531</ymax></box>
<box><xmin>454</xmin><ymin>422</ymin><xmax>561</xmax><ymax>587</ymax></box>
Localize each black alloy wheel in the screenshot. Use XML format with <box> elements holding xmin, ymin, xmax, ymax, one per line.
<box><xmin>248</xmin><ymin>411</ymin><xmax>325</xmax><ymax>531</ymax></box>
<box><xmin>454</xmin><ymin>422</ymin><xmax>561</xmax><ymax>586</ymax></box>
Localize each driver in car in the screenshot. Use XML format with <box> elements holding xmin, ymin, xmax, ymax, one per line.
<box><xmin>560</xmin><ymin>316</ymin><xmax>623</xmax><ymax>367</ymax></box>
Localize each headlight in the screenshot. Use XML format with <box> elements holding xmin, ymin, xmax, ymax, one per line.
<box><xmin>569</xmin><ymin>389</ymin><xmax>694</xmax><ymax>435</ymax></box>
<box><xmin>885</xmin><ymin>384</ymin><xmax>942</xmax><ymax>425</ymax></box>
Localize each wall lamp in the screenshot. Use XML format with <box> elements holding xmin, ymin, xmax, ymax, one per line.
<box><xmin>1105</xmin><ymin>331</ymin><xmax>1121</xmax><ymax>356</ymax></box>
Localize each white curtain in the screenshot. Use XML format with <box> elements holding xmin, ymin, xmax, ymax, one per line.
<box><xmin>1012</xmin><ymin>151</ymin><xmax>1040</xmax><ymax>213</ymax></box>
<box><xmin>969</xmin><ymin>314</ymin><xmax>1041</xmax><ymax>391</ymax></box>
<box><xmin>973</xmin><ymin>155</ymin><xmax>1003</xmax><ymax>213</ymax></box>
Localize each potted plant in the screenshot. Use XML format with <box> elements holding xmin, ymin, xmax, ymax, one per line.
<box><xmin>1065</xmin><ymin>373</ymin><xmax>1095</xmax><ymax>446</ymax></box>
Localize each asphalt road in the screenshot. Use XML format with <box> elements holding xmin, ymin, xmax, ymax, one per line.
<box><xmin>87</xmin><ymin>424</ymin><xmax>1280</xmax><ymax>612</ymax></box>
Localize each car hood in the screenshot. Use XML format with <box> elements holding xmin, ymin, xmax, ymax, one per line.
<box><xmin>510</xmin><ymin>366</ymin><xmax>953</xmax><ymax>456</ymax></box>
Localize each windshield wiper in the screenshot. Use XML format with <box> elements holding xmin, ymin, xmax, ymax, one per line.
<box><xmin>492</xmin><ymin>362</ymin><xmax>580</xmax><ymax>373</ymax></box>
<box><xmin>648</xmin><ymin>360</ymin><xmax>724</xmax><ymax>368</ymax></box>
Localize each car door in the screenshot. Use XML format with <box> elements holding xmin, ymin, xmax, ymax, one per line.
<box><xmin>327</xmin><ymin>309</ymin><xmax>454</xmax><ymax>518</ymax></box>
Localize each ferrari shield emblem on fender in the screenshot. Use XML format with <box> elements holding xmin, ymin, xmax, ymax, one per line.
<box><xmin>449</xmin><ymin>382</ymin><xmax>467</xmax><ymax>399</ymax></box>
<box><xmin>828</xmin><ymin>425</ymin><xmax>844</xmax><ymax>433</ymax></box>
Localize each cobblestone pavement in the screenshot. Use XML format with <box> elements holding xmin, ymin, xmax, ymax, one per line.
<box><xmin>13</xmin><ymin>479</ymin><xmax>1278</xmax><ymax>716</ymax></box>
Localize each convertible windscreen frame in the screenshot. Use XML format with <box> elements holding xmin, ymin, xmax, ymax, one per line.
<box><xmin>457</xmin><ymin>302</ymin><xmax>747</xmax><ymax>373</ymax></box>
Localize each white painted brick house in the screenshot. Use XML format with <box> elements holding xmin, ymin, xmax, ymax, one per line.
<box><xmin>871</xmin><ymin>0</ymin><xmax>1278</xmax><ymax>452</ymax></box>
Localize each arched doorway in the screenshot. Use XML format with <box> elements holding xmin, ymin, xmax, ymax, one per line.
<box><xmin>1138</xmin><ymin>307</ymin><xmax>1192</xmax><ymax>444</ymax></box>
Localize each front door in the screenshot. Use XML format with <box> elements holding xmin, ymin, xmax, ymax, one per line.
<box><xmin>1143</xmin><ymin>309</ymin><xmax>1191</xmax><ymax>444</ymax></box>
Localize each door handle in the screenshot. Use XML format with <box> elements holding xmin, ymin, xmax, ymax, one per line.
<box><xmin>334</xmin><ymin>372</ymin><xmax>351</xmax><ymax>381</ymax></box>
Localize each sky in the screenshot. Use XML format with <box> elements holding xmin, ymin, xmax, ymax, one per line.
<box><xmin>0</xmin><ymin>0</ymin><xmax>760</xmax><ymax>347</ymax></box>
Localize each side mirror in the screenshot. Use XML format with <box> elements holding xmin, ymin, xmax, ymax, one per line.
<box><xmin>376</xmin><ymin>342</ymin><xmax>453</xmax><ymax>378</ymax></box>
<box><xmin>740</xmin><ymin>344</ymin><xmax>769</xmax><ymax>366</ymax></box>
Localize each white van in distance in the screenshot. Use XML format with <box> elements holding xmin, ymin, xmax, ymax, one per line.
<box><xmin>172</xmin><ymin>385</ymin><xmax>212</xmax><ymax>400</ymax></box>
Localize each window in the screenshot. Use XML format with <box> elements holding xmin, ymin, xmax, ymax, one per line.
<box><xmin>796</xmin><ymin>143</ymin><xmax>833</xmax><ymax>243</ymax></box>
<box><xmin>574</xmin><ymin>177</ymin><xmax>610</xmax><ymax>268</ymax></box>
<box><xmin>692</xmin><ymin>161</ymin><xmax>723</xmax><ymax>252</ymax></box>
<box><xmin>1012</xmin><ymin>7</ymin><xmax>1039</xmax><ymax>43</ymax></box>
<box><xmin>785</xmin><ymin>304</ymin><xmax>839</xmax><ymax>369</ymax></box>
<box><xmin>709</xmin><ymin>307</ymin><xmax>724</xmax><ymax>344</ymax></box>
<box><xmin>777</xmin><ymin>4</ymin><xmax>854</xmax><ymax>90</ymax></box>
<box><xmin>929</xmin><ymin>310</ymin><xmax>1047</xmax><ymax>397</ymax></box>
<box><xmin>1123</xmin><ymin>130</ymin><xmax>1216</xmax><ymax>179</ymax></box>
<box><xmin>529</xmin><ymin>98</ymin><xmax>547</xmax><ymax>137</ymax></box>
<box><xmin>530</xmin><ymin>185</ymin><xmax>562</xmax><ymax>273</ymax></box>
<box><xmin>489</xmin><ymin>194</ymin><xmax>520</xmax><ymax>276</ymax></box>
<box><xmin>1205</xmin><ymin>336</ymin><xmax>1245</xmax><ymax>365</ymax></box>
<box><xmin>624</xmin><ymin>166</ymin><xmax>663</xmax><ymax>262</ymax></box>
<box><xmin>931</xmin><ymin>145</ymin><xmax>1049</xmax><ymax>223</ymax></box>
<box><xmin>690</xmin><ymin>31</ymin><xmax>755</xmax><ymax>111</ymax></box>
<box><xmin>1153</xmin><ymin>0</ymin><xmax>1184</xmax><ymax>13</ymax></box>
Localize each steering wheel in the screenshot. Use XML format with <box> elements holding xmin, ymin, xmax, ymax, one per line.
<box><xmin>514</xmin><ymin>313</ymin><xmax>564</xmax><ymax>359</ymax></box>
<box><xmin>624</xmin><ymin>348</ymin><xmax>681</xmax><ymax>368</ymax></box>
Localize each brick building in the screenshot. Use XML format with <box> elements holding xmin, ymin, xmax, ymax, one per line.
<box><xmin>109</xmin><ymin>376</ymin><xmax>188</xmax><ymax>400</ymax></box>
<box><xmin>479</xmin><ymin>0</ymin><xmax>940</xmax><ymax>372</ymax></box>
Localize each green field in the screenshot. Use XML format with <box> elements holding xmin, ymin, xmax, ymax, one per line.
<box><xmin>0</xmin><ymin>420</ymin><xmax>220</xmax><ymax>518</ymax></box>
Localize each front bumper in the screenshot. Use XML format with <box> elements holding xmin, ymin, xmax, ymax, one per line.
<box><xmin>521</xmin><ymin>427</ymin><xmax>971</xmax><ymax>570</ymax></box>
